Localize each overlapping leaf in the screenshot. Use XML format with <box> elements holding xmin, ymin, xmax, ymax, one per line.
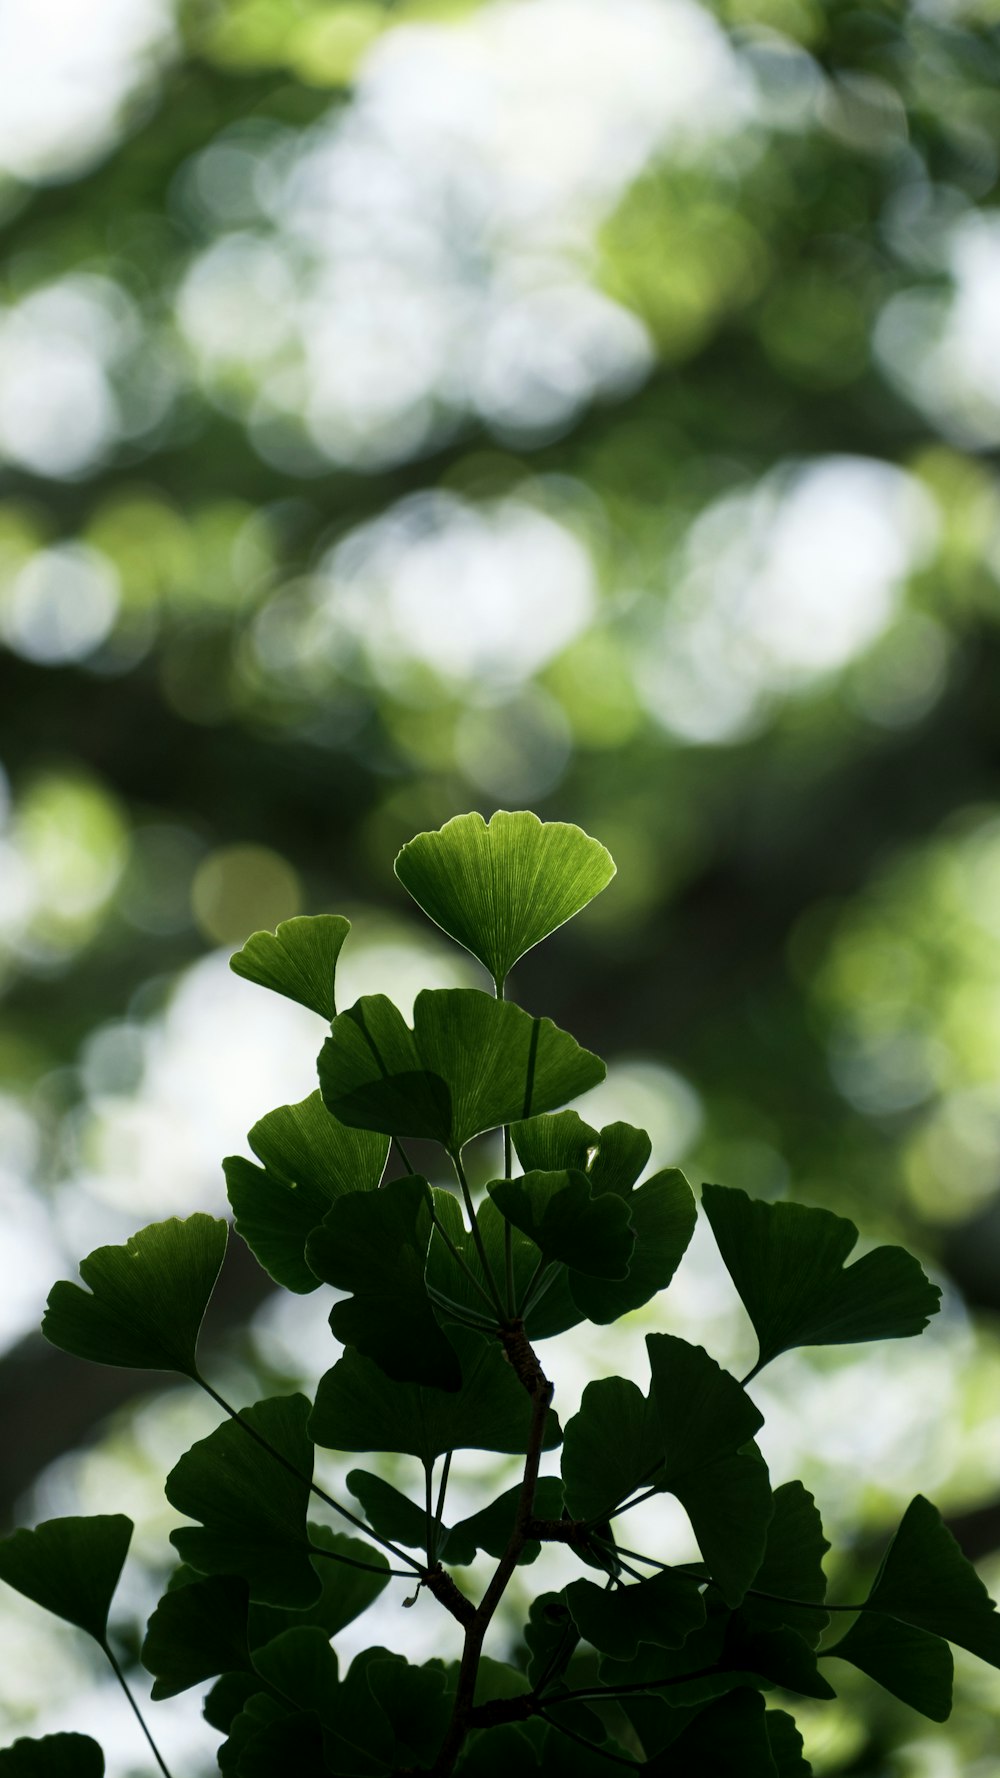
<box><xmin>741</xmin><ymin>1482</ymin><xmax>829</xmax><ymax>1647</ymax></box>
<box><xmin>565</xmin><ymin>1570</ymin><xmax>706</xmax><ymax>1659</ymax></box>
<box><xmin>167</xmin><ymin>1394</ymin><xmax>320</xmax><ymax>1608</ymax></box>
<box><xmin>394</xmin><ymin>811</ymin><xmax>615</xmax><ymax>986</ymax></box>
<box><xmin>225</xmin><ymin>1092</ymin><xmax>388</xmax><ymax>1294</ymax></box>
<box><xmin>42</xmin><ymin>1215</ymin><xmax>228</xmax><ymax>1380</ymax></box>
<box><xmin>0</xmin><ymin>1515</ymin><xmax>131</xmax><ymax>1646</ymax></box>
<box><xmin>346</xmin><ymin>1471</ymin><xmax>476</xmax><ymax>1566</ymax></box>
<box><xmin>142</xmin><ymin>1572</ymin><xmax>252</xmax><ymax>1698</ymax></box>
<box><xmin>230</xmin><ymin>914</ymin><xmax>350</xmax><ymax>1018</ymax></box>
<box><xmin>823</xmin><ymin>1610</ymin><xmax>953</xmax><ymax>1720</ymax></box>
<box><xmin>318</xmin><ymin>989</ymin><xmax>604</xmax><ymax>1151</ymax></box>
<box><xmin>307</xmin><ymin>1175</ymin><xmax>460</xmax><ymax>1388</ymax></box>
<box><xmin>426</xmin><ymin>1190</ymin><xmax>580</xmax><ymax>1340</ymax></box>
<box><xmin>702</xmin><ymin>1185</ymin><xmax>940</xmax><ymax>1375</ymax></box>
<box><xmin>311</xmin><ymin>1326</ymin><xmax>561</xmax><ymax>1463</ymax></box>
<box><xmin>863</xmin><ymin>1495</ymin><xmax>1000</xmax><ymax>1668</ymax></box>
<box><xmin>0</xmin><ymin>1738</ymin><xmax>105</xmax><ymax>1776</ymax></box>
<box><xmin>487</xmin><ymin>1169</ymin><xmax>634</xmax><ymax>1279</ymax></box>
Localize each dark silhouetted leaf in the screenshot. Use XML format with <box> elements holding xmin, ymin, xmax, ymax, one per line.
<box><xmin>742</xmin><ymin>1482</ymin><xmax>829</xmax><ymax>1647</ymax></box>
<box><xmin>565</xmin><ymin>1570</ymin><xmax>706</xmax><ymax>1659</ymax></box>
<box><xmin>142</xmin><ymin>1573</ymin><xmax>251</xmax><ymax>1698</ymax></box>
<box><xmin>488</xmin><ymin>1169</ymin><xmax>634</xmax><ymax>1279</ymax></box>
<box><xmin>646</xmin><ymin>1688</ymin><xmax>778</xmax><ymax>1774</ymax></box>
<box><xmin>457</xmin><ymin>1725</ymin><xmax>540</xmax><ymax>1775</ymax></box>
<box><xmin>319</xmin><ymin>989</ymin><xmax>604</xmax><ymax>1151</ymax></box>
<box><xmin>346</xmin><ymin>1470</ymin><xmax>476</xmax><ymax>1566</ymax></box>
<box><xmin>42</xmin><ymin>1215</ymin><xmax>228</xmax><ymax>1380</ymax></box>
<box><xmin>0</xmin><ymin>1737</ymin><xmax>104</xmax><ymax>1776</ymax></box>
<box><xmin>307</xmin><ymin>1174</ymin><xmax>460</xmax><ymax>1388</ymax></box>
<box><xmin>0</xmin><ymin>1515</ymin><xmax>131</xmax><ymax>1646</ymax></box>
<box><xmin>702</xmin><ymin>1185</ymin><xmax>940</xmax><ymax>1375</ymax></box>
<box><xmin>167</xmin><ymin>1394</ymin><xmax>320</xmax><ymax>1608</ymax></box>
<box><xmin>766</xmin><ymin>1711</ymin><xmax>813</xmax><ymax>1775</ymax></box>
<box><xmin>311</xmin><ymin>1327</ymin><xmax>561</xmax><ymax>1463</ymax></box>
<box><xmin>367</xmin><ymin>1654</ymin><xmax>452</xmax><ymax>1767</ymax></box>
<box><xmin>230</xmin><ymin>914</ymin><xmax>349</xmax><ymax>1018</ymax></box>
<box><xmin>248</xmin><ymin>1524</ymin><xmax>390</xmax><ymax>1646</ymax></box>
<box><xmin>451</xmin><ymin>1476</ymin><xmax>565</xmax><ymax>1566</ymax></box>
<box><xmin>427</xmin><ymin>1190</ymin><xmax>581</xmax><ymax>1340</ymax></box>
<box><xmin>394</xmin><ymin>811</ymin><xmax>615</xmax><ymax>986</ymax></box>
<box><xmin>824</xmin><ymin>1610</ymin><xmax>953</xmax><ymax>1720</ymax></box>
<box><xmin>225</xmin><ymin>1093</ymin><xmax>388</xmax><ymax>1294</ymax></box>
<box><xmin>865</xmin><ymin>1495</ymin><xmax>1000</xmax><ymax>1668</ymax></box>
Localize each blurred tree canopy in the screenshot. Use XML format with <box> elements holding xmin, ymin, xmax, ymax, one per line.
<box><xmin>3</xmin><ymin>0</ymin><xmax>1000</xmax><ymax>1769</ymax></box>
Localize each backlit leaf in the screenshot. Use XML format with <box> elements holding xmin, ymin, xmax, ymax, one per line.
<box><xmin>0</xmin><ymin>1516</ymin><xmax>131</xmax><ymax>1646</ymax></box>
<box><xmin>346</xmin><ymin>1470</ymin><xmax>477</xmax><ymax>1566</ymax></box>
<box><xmin>248</xmin><ymin>1525</ymin><xmax>390</xmax><ymax>1646</ymax></box>
<box><xmin>230</xmin><ymin>914</ymin><xmax>349</xmax><ymax>1018</ymax></box>
<box><xmin>319</xmin><ymin>989</ymin><xmax>604</xmax><ymax>1151</ymax></box>
<box><xmin>487</xmin><ymin>1169</ymin><xmax>634</xmax><ymax>1279</ymax></box>
<box><xmin>742</xmin><ymin>1482</ymin><xmax>829</xmax><ymax>1647</ymax></box>
<box><xmin>0</xmin><ymin>1737</ymin><xmax>105</xmax><ymax>1776</ymax></box>
<box><xmin>565</xmin><ymin>1570</ymin><xmax>706</xmax><ymax>1659</ymax></box>
<box><xmin>42</xmin><ymin>1215</ymin><xmax>228</xmax><ymax>1380</ymax></box>
<box><xmin>394</xmin><ymin>811</ymin><xmax>615</xmax><ymax>986</ymax></box>
<box><xmin>702</xmin><ymin>1185</ymin><xmax>940</xmax><ymax>1375</ymax></box>
<box><xmin>142</xmin><ymin>1573</ymin><xmax>251</xmax><ymax>1698</ymax></box>
<box><xmin>823</xmin><ymin>1610</ymin><xmax>953</xmax><ymax>1720</ymax></box>
<box><xmin>427</xmin><ymin>1190</ymin><xmax>581</xmax><ymax>1340</ymax></box>
<box><xmin>865</xmin><ymin>1495</ymin><xmax>1000</xmax><ymax>1669</ymax></box>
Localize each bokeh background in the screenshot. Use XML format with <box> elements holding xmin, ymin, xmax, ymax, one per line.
<box><xmin>2</xmin><ymin>0</ymin><xmax>1000</xmax><ymax>1770</ymax></box>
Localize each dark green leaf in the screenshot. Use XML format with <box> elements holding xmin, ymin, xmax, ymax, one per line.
<box><xmin>427</xmin><ymin>1190</ymin><xmax>581</xmax><ymax>1340</ymax></box>
<box><xmin>537</xmin><ymin>1726</ymin><xmax>634</xmax><ymax>1777</ymax></box>
<box><xmin>394</xmin><ymin>811</ymin><xmax>615</xmax><ymax>986</ymax></box>
<box><xmin>671</xmin><ymin>1445</ymin><xmax>774</xmax><ymax>1610</ymax></box>
<box><xmin>167</xmin><ymin>1394</ymin><xmax>320</xmax><ymax>1608</ymax></box>
<box><xmin>249</xmin><ymin>1524</ymin><xmax>390</xmax><ymax>1645</ymax></box>
<box><xmin>218</xmin><ymin>1693</ymin><xmax>287</xmax><ymax>1773</ymax></box>
<box><xmin>225</xmin><ymin>1093</ymin><xmax>388</xmax><ymax>1294</ymax></box>
<box><xmin>561</xmin><ymin>1375</ymin><xmax>662</xmax><ymax>1524</ymax></box>
<box><xmin>823</xmin><ymin>1610</ymin><xmax>953</xmax><ymax>1720</ymax></box>
<box><xmin>742</xmin><ymin>1482</ymin><xmax>829</xmax><ymax>1647</ymax></box>
<box><xmin>311</xmin><ymin>1325</ymin><xmax>561</xmax><ymax>1463</ymax></box>
<box><xmin>722</xmin><ymin>1617</ymin><xmax>834</xmax><ymax>1700</ymax></box>
<box><xmin>865</xmin><ymin>1495</ymin><xmax>1000</xmax><ymax>1668</ymax></box>
<box><xmin>451</xmin><ymin>1476</ymin><xmax>565</xmax><ymax>1566</ymax></box>
<box><xmin>236</xmin><ymin>1713</ymin><xmax>328</xmax><ymax>1777</ymax></box>
<box><xmin>42</xmin><ymin>1214</ymin><xmax>228</xmax><ymax>1380</ymax></box>
<box><xmin>565</xmin><ymin>1570</ymin><xmax>706</xmax><ymax>1659</ymax></box>
<box><xmin>766</xmin><ymin>1712</ymin><xmax>813</xmax><ymax>1776</ymax></box>
<box><xmin>204</xmin><ymin>1673</ymin><xmax>259</xmax><ymax>1733</ymax></box>
<box><xmin>0</xmin><ymin>1737</ymin><xmax>104</xmax><ymax>1777</ymax></box>
<box><xmin>142</xmin><ymin>1573</ymin><xmax>251</xmax><ymax>1698</ymax></box>
<box><xmin>230</xmin><ymin>914</ymin><xmax>349</xmax><ymax>1018</ymax></box>
<box><xmin>569</xmin><ymin>1168</ymin><xmax>696</xmax><ymax>1324</ymax></box>
<box><xmin>367</xmin><ymin>1654</ymin><xmax>451</xmax><ymax>1766</ymax></box>
<box><xmin>702</xmin><ymin>1185</ymin><xmax>941</xmax><ymax>1374</ymax></box>
<box><xmin>0</xmin><ymin>1515</ymin><xmax>131</xmax><ymax>1645</ymax></box>
<box><xmin>646</xmin><ymin>1689</ymin><xmax>778</xmax><ymax>1775</ymax></box>
<box><xmin>346</xmin><ymin>1470</ymin><xmax>477</xmax><ymax>1566</ymax></box>
<box><xmin>319</xmin><ymin>989</ymin><xmax>604</xmax><ymax>1151</ymax></box>
<box><xmin>457</xmin><ymin>1726</ymin><xmax>540</xmax><ymax>1775</ymax></box>
<box><xmin>488</xmin><ymin>1169</ymin><xmax>634</xmax><ymax>1278</ymax></box>
<box><xmin>524</xmin><ymin>1593</ymin><xmax>580</xmax><ymax>1690</ymax></box>
<box><xmin>307</xmin><ymin>1175</ymin><xmax>460</xmax><ymax>1388</ymax></box>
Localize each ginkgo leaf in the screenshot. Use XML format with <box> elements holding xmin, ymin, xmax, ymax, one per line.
<box><xmin>0</xmin><ymin>1737</ymin><xmax>105</xmax><ymax>1776</ymax></box>
<box><xmin>864</xmin><ymin>1495</ymin><xmax>1000</xmax><ymax>1669</ymax></box>
<box><xmin>394</xmin><ymin>811</ymin><xmax>615</xmax><ymax>986</ymax></box>
<box><xmin>741</xmin><ymin>1482</ymin><xmax>829</xmax><ymax>1647</ymax></box>
<box><xmin>487</xmin><ymin>1170</ymin><xmax>634</xmax><ymax>1279</ymax></box>
<box><xmin>823</xmin><ymin>1610</ymin><xmax>953</xmax><ymax>1720</ymax></box>
<box><xmin>248</xmin><ymin>1525</ymin><xmax>390</xmax><ymax>1647</ymax></box>
<box><xmin>345</xmin><ymin>1470</ymin><xmax>477</xmax><ymax>1567</ymax></box>
<box><xmin>0</xmin><ymin>1516</ymin><xmax>131</xmax><ymax>1646</ymax></box>
<box><xmin>319</xmin><ymin>989</ymin><xmax>604</xmax><ymax>1152</ymax></box>
<box><xmin>702</xmin><ymin>1185</ymin><xmax>940</xmax><ymax>1376</ymax></box>
<box><xmin>451</xmin><ymin>1476</ymin><xmax>566</xmax><ymax>1567</ymax></box>
<box><xmin>565</xmin><ymin>1571</ymin><xmax>706</xmax><ymax>1659</ymax></box>
<box><xmin>167</xmin><ymin>1394</ymin><xmax>320</xmax><ymax>1608</ymax></box>
<box><xmin>42</xmin><ymin>1215</ymin><xmax>228</xmax><ymax>1381</ymax></box>
<box><xmin>306</xmin><ymin>1175</ymin><xmax>460</xmax><ymax>1389</ymax></box>
<box><xmin>311</xmin><ymin>1327</ymin><xmax>561</xmax><ymax>1464</ymax></box>
<box><xmin>766</xmin><ymin>1712</ymin><xmax>812</xmax><ymax>1777</ymax></box>
<box><xmin>645</xmin><ymin>1689</ymin><xmax>778</xmax><ymax>1775</ymax></box>
<box><xmin>142</xmin><ymin>1574</ymin><xmax>252</xmax><ymax>1699</ymax></box>
<box><xmin>426</xmin><ymin>1191</ymin><xmax>581</xmax><ymax>1340</ymax></box>
<box><xmin>225</xmin><ymin>1093</ymin><xmax>388</xmax><ymax>1294</ymax></box>
<box><xmin>230</xmin><ymin>914</ymin><xmax>350</xmax><ymax>1018</ymax></box>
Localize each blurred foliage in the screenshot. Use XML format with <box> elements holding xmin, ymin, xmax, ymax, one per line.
<box><xmin>4</xmin><ymin>0</ymin><xmax>1000</xmax><ymax>1768</ymax></box>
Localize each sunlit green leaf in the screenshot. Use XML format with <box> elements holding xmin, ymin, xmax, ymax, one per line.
<box><xmin>394</xmin><ymin>811</ymin><xmax>615</xmax><ymax>985</ymax></box>
<box><xmin>0</xmin><ymin>1515</ymin><xmax>131</xmax><ymax>1646</ymax></box>
<box><xmin>230</xmin><ymin>914</ymin><xmax>350</xmax><ymax>1018</ymax></box>
<box><xmin>0</xmin><ymin>1737</ymin><xmax>105</xmax><ymax>1776</ymax></box>
<box><xmin>142</xmin><ymin>1573</ymin><xmax>251</xmax><ymax>1698</ymax></box>
<box><xmin>319</xmin><ymin>989</ymin><xmax>604</xmax><ymax>1151</ymax></box>
<box><xmin>488</xmin><ymin>1169</ymin><xmax>634</xmax><ymax>1278</ymax></box>
<box><xmin>167</xmin><ymin>1394</ymin><xmax>320</xmax><ymax>1608</ymax></box>
<box><xmin>702</xmin><ymin>1185</ymin><xmax>940</xmax><ymax>1375</ymax></box>
<box><xmin>225</xmin><ymin>1093</ymin><xmax>388</xmax><ymax>1294</ymax></box>
<box><xmin>565</xmin><ymin>1570</ymin><xmax>706</xmax><ymax>1659</ymax></box>
<box><xmin>865</xmin><ymin>1494</ymin><xmax>1000</xmax><ymax>1668</ymax></box>
<box><xmin>311</xmin><ymin>1326</ymin><xmax>561</xmax><ymax>1463</ymax></box>
<box><xmin>42</xmin><ymin>1215</ymin><xmax>228</xmax><ymax>1380</ymax></box>
<box><xmin>307</xmin><ymin>1174</ymin><xmax>460</xmax><ymax>1388</ymax></box>
<box><xmin>823</xmin><ymin>1610</ymin><xmax>953</xmax><ymax>1720</ymax></box>
<box><xmin>511</xmin><ymin>1110</ymin><xmax>597</xmax><ymax>1175</ymax></box>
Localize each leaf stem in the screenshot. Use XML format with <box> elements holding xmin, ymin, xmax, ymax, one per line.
<box><xmin>429</xmin><ymin>1209</ymin><xmax>498</xmax><ymax>1316</ymax></box>
<box><xmin>451</xmin><ymin>1151</ymin><xmax>506</xmax><ymax>1319</ymax></box>
<box><xmin>394</xmin><ymin>1137</ymin><xmax>416</xmax><ymax>1176</ymax></box>
<box><xmin>308</xmin><ymin>1542</ymin><xmax>412</xmax><ymax>1579</ymax></box>
<box><xmin>425</xmin><ymin>1459</ymin><xmax>436</xmax><ymax>1567</ymax></box>
<box><xmin>433</xmin><ymin>1451</ymin><xmax>453</xmax><ymax>1546</ymax></box>
<box><xmin>103</xmin><ymin>1642</ymin><xmax>173</xmax><ymax>1778</ymax></box>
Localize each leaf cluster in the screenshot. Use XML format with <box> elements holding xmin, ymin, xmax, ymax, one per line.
<box><xmin>1</xmin><ymin>812</ymin><xmax>994</xmax><ymax>1777</ymax></box>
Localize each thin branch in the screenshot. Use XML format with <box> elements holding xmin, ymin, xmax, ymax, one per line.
<box><xmin>429</xmin><ymin>1209</ymin><xmax>498</xmax><ymax>1316</ymax></box>
<box><xmin>393</xmin><ymin>1137</ymin><xmax>416</xmax><ymax>1176</ymax></box>
<box><xmin>425</xmin><ymin>1459</ymin><xmax>436</xmax><ymax>1567</ymax></box>
<box><xmin>433</xmin><ymin>1451</ymin><xmax>453</xmax><ymax>1543</ymax></box>
<box><xmin>103</xmin><ymin>1643</ymin><xmax>173</xmax><ymax>1778</ymax></box>
<box><xmin>308</xmin><ymin>1542</ymin><xmax>412</xmax><ymax>1579</ymax></box>
<box><xmin>451</xmin><ymin>1151</ymin><xmax>506</xmax><ymax>1318</ymax></box>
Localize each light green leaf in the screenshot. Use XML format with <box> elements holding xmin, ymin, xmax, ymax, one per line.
<box><xmin>565</xmin><ymin>1571</ymin><xmax>706</xmax><ymax>1659</ymax></box>
<box><xmin>0</xmin><ymin>1516</ymin><xmax>131</xmax><ymax>1646</ymax></box>
<box><xmin>230</xmin><ymin>914</ymin><xmax>349</xmax><ymax>1018</ymax></box>
<box><xmin>42</xmin><ymin>1215</ymin><xmax>228</xmax><ymax>1380</ymax></box>
<box><xmin>487</xmin><ymin>1169</ymin><xmax>634</xmax><ymax>1279</ymax></box>
<box><xmin>311</xmin><ymin>1326</ymin><xmax>561</xmax><ymax>1463</ymax></box>
<box><xmin>306</xmin><ymin>1175</ymin><xmax>460</xmax><ymax>1389</ymax></box>
<box><xmin>0</xmin><ymin>1737</ymin><xmax>105</xmax><ymax>1776</ymax></box>
<box><xmin>167</xmin><ymin>1394</ymin><xmax>320</xmax><ymax>1608</ymax></box>
<box><xmin>823</xmin><ymin>1610</ymin><xmax>953</xmax><ymax>1720</ymax></box>
<box><xmin>225</xmin><ymin>1092</ymin><xmax>388</xmax><ymax>1294</ymax></box>
<box><xmin>865</xmin><ymin>1494</ymin><xmax>1000</xmax><ymax>1669</ymax></box>
<box><xmin>394</xmin><ymin>811</ymin><xmax>615</xmax><ymax>985</ymax></box>
<box><xmin>319</xmin><ymin>989</ymin><xmax>604</xmax><ymax>1151</ymax></box>
<box><xmin>702</xmin><ymin>1185</ymin><xmax>941</xmax><ymax>1375</ymax></box>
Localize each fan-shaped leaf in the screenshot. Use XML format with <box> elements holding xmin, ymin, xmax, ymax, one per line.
<box><xmin>427</xmin><ymin>1190</ymin><xmax>581</xmax><ymax>1340</ymax></box>
<box><xmin>346</xmin><ymin>1470</ymin><xmax>477</xmax><ymax>1567</ymax></box>
<box><xmin>225</xmin><ymin>1093</ymin><xmax>388</xmax><ymax>1294</ymax></box>
<box><xmin>565</xmin><ymin>1570</ymin><xmax>706</xmax><ymax>1659</ymax></box>
<box><xmin>0</xmin><ymin>1737</ymin><xmax>105</xmax><ymax>1776</ymax></box>
<box><xmin>230</xmin><ymin>914</ymin><xmax>349</xmax><ymax>1018</ymax></box>
<box><xmin>167</xmin><ymin>1394</ymin><xmax>319</xmax><ymax>1608</ymax></box>
<box><xmin>143</xmin><ymin>1573</ymin><xmax>252</xmax><ymax>1699</ymax></box>
<box><xmin>742</xmin><ymin>1482</ymin><xmax>829</xmax><ymax>1647</ymax></box>
<box><xmin>42</xmin><ymin>1215</ymin><xmax>228</xmax><ymax>1380</ymax></box>
<box><xmin>702</xmin><ymin>1185</ymin><xmax>940</xmax><ymax>1375</ymax></box>
<box><xmin>0</xmin><ymin>1515</ymin><xmax>131</xmax><ymax>1646</ymax></box>
<box><xmin>319</xmin><ymin>989</ymin><xmax>604</xmax><ymax>1152</ymax></box>
<box><xmin>824</xmin><ymin>1610</ymin><xmax>953</xmax><ymax>1720</ymax></box>
<box><xmin>394</xmin><ymin>811</ymin><xmax>615</xmax><ymax>986</ymax></box>
<box><xmin>307</xmin><ymin>1175</ymin><xmax>460</xmax><ymax>1388</ymax></box>
<box><xmin>865</xmin><ymin>1495</ymin><xmax>1000</xmax><ymax>1668</ymax></box>
<box><xmin>248</xmin><ymin>1524</ymin><xmax>390</xmax><ymax>1647</ymax></box>
<box><xmin>488</xmin><ymin>1169</ymin><xmax>634</xmax><ymax>1279</ymax></box>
